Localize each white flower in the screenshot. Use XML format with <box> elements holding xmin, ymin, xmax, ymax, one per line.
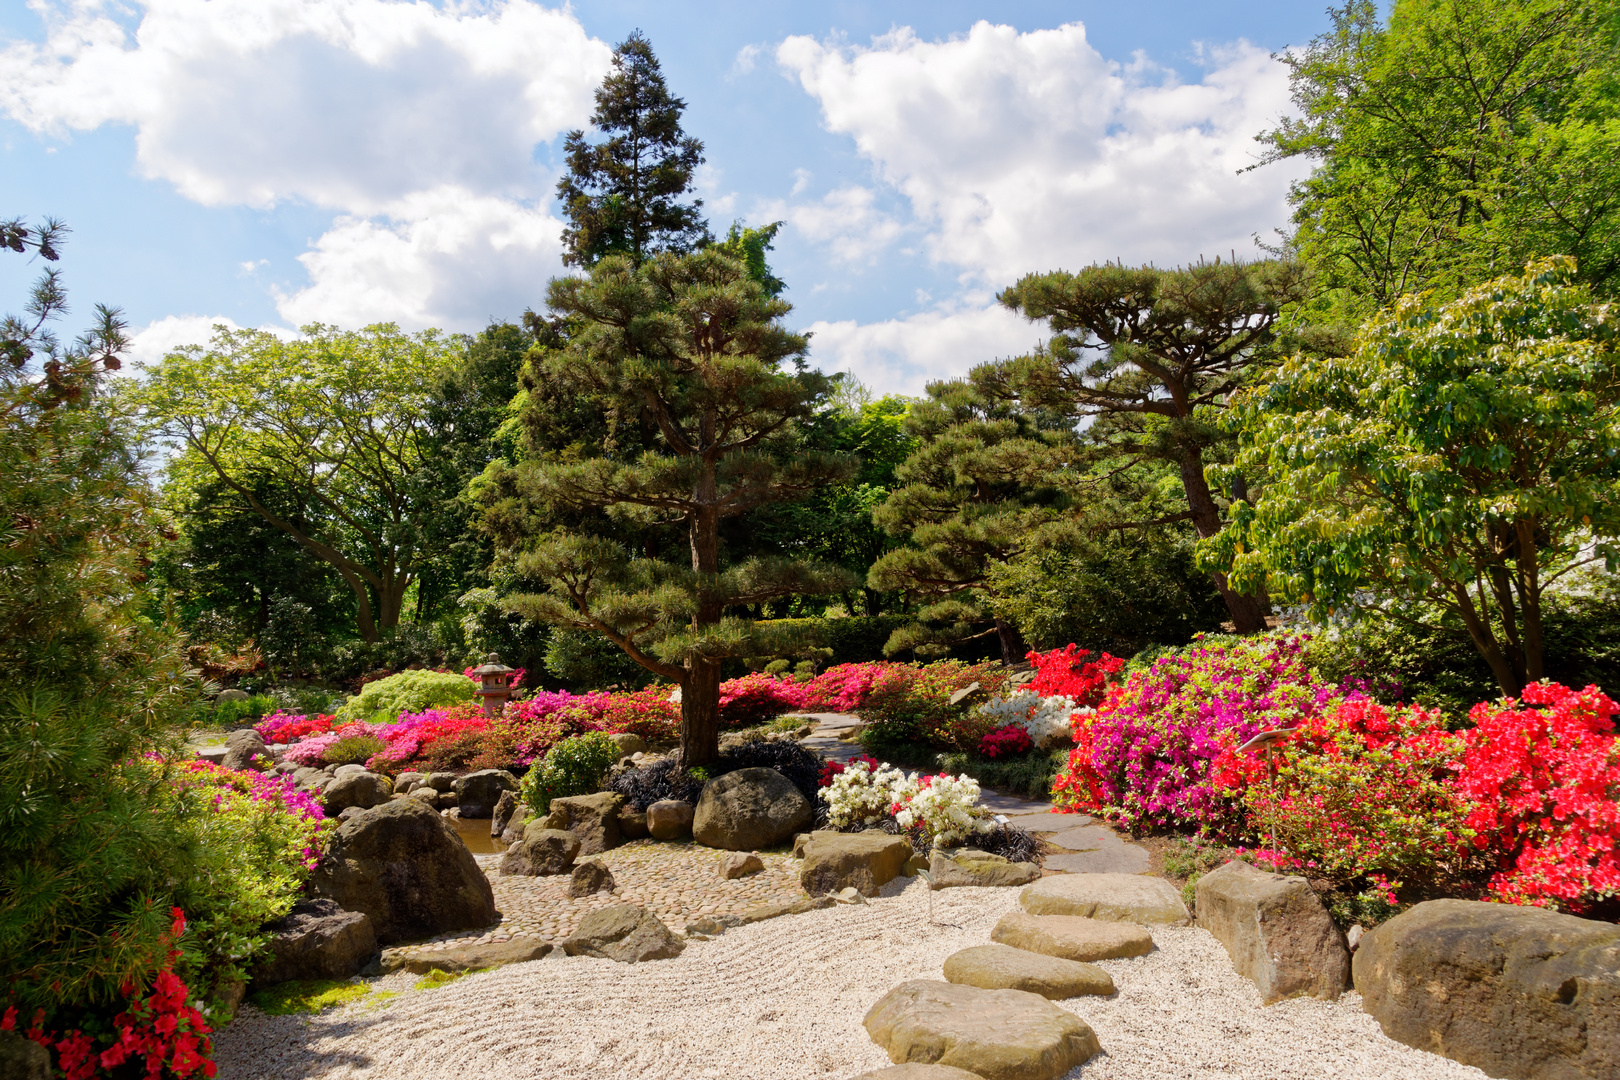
<box><xmin>977</xmin><ymin>690</ymin><xmax>1077</xmax><ymax>749</ymax></box>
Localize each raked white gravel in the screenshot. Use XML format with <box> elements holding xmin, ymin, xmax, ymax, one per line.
<box><xmin>215</xmin><ymin>878</ymin><xmax>1487</xmax><ymax>1080</ymax></box>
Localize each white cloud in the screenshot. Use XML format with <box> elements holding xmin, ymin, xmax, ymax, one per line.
<box><xmin>126</xmin><ymin>313</ymin><xmax>251</xmax><ymax>367</ymax></box>
<box><xmin>807</xmin><ymin>299</ymin><xmax>1039</xmax><ymax>398</ymax></box>
<box><xmin>2</xmin><ymin>0</ymin><xmax>611</xmax><ymax>211</ymax></box>
<box><xmin>767</xmin><ymin>185</ymin><xmax>903</xmax><ymax>264</ymax></box>
<box><xmin>274</xmin><ymin>186</ymin><xmax>567</xmax><ymax>328</ymax></box>
<box><xmin>776</xmin><ymin>21</ymin><xmax>1302</xmax><ymax>285</ymax></box>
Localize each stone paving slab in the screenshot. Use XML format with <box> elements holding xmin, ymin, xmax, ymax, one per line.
<box><xmin>1043</xmin><ymin>847</ymin><xmax>1151</xmax><ymax>874</ymax></box>
<box><xmin>1045</xmin><ymin>825</ymin><xmax>1124</xmax><ymax>852</ymax></box>
<box><xmin>1000</xmin><ymin>812</ymin><xmax>1091</xmax><ymax>833</ymax></box>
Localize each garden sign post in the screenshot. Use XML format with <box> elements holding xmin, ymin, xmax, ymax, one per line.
<box><xmin>1236</xmin><ymin>728</ymin><xmax>1295</xmax><ymax>871</ymax></box>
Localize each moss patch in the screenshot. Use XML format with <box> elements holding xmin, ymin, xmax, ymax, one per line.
<box><xmin>414</xmin><ymin>967</ymin><xmax>482</xmax><ymax>990</ymax></box>
<box><xmin>248</xmin><ymin>980</ymin><xmax>370</xmax><ymax>1015</ymax></box>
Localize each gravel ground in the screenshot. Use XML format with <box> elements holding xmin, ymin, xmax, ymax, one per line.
<box><xmin>216</xmin><ymin>878</ymin><xmax>1487</xmax><ymax>1080</ymax></box>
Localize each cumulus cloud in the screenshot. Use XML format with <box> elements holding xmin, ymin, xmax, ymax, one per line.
<box><xmin>806</xmin><ymin>299</ymin><xmax>1040</xmax><ymax>398</ymax></box>
<box><xmin>776</xmin><ymin>22</ymin><xmax>1302</xmax><ymax>285</ymax></box>
<box><xmin>765</xmin><ymin>185</ymin><xmax>904</xmax><ymax>264</ymax></box>
<box><xmin>126</xmin><ymin>313</ymin><xmax>253</xmax><ymax>367</ymax></box>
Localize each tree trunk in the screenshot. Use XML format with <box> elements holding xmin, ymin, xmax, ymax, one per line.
<box><xmin>681</xmin><ymin>448</ymin><xmax>724</xmax><ymax>769</ymax></box>
<box><xmin>1180</xmin><ymin>449</ymin><xmax>1269</xmax><ymax>634</ymax></box>
<box><xmin>1450</xmin><ymin>582</ymin><xmax>1523</xmax><ymax>698</ymax></box>
<box><xmin>679</xmin><ymin>658</ymin><xmax>723</xmax><ymax>769</ymax></box>
<box><xmin>994</xmin><ymin>617</ymin><xmax>1028</xmax><ymax>666</ymax></box>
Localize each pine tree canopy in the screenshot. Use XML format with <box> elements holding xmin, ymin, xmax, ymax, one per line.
<box><xmin>558</xmin><ymin>31</ymin><xmax>710</xmax><ymax>268</ymax></box>
<box><xmin>494</xmin><ymin>248</ymin><xmax>857</xmax><ymax>766</ymax></box>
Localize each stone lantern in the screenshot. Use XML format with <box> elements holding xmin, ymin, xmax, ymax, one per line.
<box><xmin>471</xmin><ymin>652</ymin><xmax>515</xmax><ymax>717</ymax></box>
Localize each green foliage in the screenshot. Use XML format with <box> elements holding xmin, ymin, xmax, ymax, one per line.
<box><xmin>209</xmin><ymin>693</ymin><xmax>278</xmax><ymax>729</ymax></box>
<box><xmin>713</xmin><ymin>221</ymin><xmax>786</xmax><ymax>297</ymax></box>
<box><xmin>934</xmin><ymin>747</ymin><xmax>1070</xmax><ymax>801</ymax></box>
<box><xmin>334</xmin><ymin>669</ymin><xmax>473</xmax><ymax>722</ymax></box>
<box><xmin>557</xmin><ymin>31</ymin><xmax>709</xmax><ymax>267</ymax></box>
<box><xmin>1207</xmin><ymin>258</ymin><xmax>1620</xmax><ymax>695</ymax></box>
<box><xmin>544</xmin><ymin>628</ymin><xmax>657</xmax><ymax>691</ymax></box>
<box><xmin>1260</xmin><ymin>0</ymin><xmax>1620</xmax><ymax>306</ymax></box>
<box><xmin>856</xmin><ymin>661</ymin><xmax>1010</xmax><ymax>753</ymax></box>
<box><xmin>519</xmin><ymin>731</ymin><xmax>622</xmax><ymax>814</ymax></box>
<box><xmin>414</xmin><ymin>968</ymin><xmax>478</xmax><ymax>990</ymax></box>
<box><xmin>248</xmin><ymin>979</ymin><xmax>369</xmax><ymax>1015</ymax></box>
<box><xmin>324</xmin><ymin>734</ymin><xmax>385</xmax><ymax>766</ymax></box>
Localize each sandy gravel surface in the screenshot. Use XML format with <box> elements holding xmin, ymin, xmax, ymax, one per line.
<box><xmin>216</xmin><ymin>879</ymin><xmax>1486</xmax><ymax>1080</ymax></box>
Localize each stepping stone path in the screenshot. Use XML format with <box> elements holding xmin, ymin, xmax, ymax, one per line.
<box><xmin>864</xmin><ymin>980</ymin><xmax>1102</xmax><ymax>1080</ymax></box>
<box><xmin>1020</xmin><ymin>872</ymin><xmax>1190</xmax><ymax>925</ymax></box>
<box><xmin>943</xmin><ymin>943</ymin><xmax>1114</xmax><ymax>999</ymax></box>
<box><xmin>991</xmin><ymin>911</ymin><xmax>1155</xmax><ymax>962</ymax></box>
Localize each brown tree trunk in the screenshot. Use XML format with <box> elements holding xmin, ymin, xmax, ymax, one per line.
<box><xmin>1180</xmin><ymin>448</ymin><xmax>1269</xmax><ymax>634</ymax></box>
<box><xmin>994</xmin><ymin>617</ymin><xmax>1028</xmax><ymax>666</ymax></box>
<box><xmin>679</xmin><ymin>658</ymin><xmax>723</xmax><ymax>769</ymax></box>
<box><xmin>680</xmin><ymin>448</ymin><xmax>724</xmax><ymax>769</ymax></box>
<box><xmin>1450</xmin><ymin>582</ymin><xmax>1523</xmax><ymax>698</ymax></box>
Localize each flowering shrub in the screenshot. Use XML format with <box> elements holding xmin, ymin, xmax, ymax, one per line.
<box><xmin>859</xmin><ymin>661</ymin><xmax>1010</xmax><ymax>748</ymax></box>
<box><xmin>1454</xmin><ymin>683</ymin><xmax>1620</xmax><ymax>912</ymax></box>
<box><xmin>977</xmin><ymin>691</ymin><xmax>1076</xmax><ymax>749</ymax></box>
<box><xmin>281</xmin><ymin>721</ymin><xmax>381</xmax><ymax>767</ymax></box>
<box><xmin>254</xmin><ymin>712</ymin><xmax>333</xmax><ymax>744</ymax></box>
<box><xmin>1053</xmin><ymin>635</ymin><xmax>1340</xmax><ymax>831</ymax></box>
<box><xmin>979</xmin><ymin>723</ymin><xmax>1034</xmax><ymax>759</ymax></box>
<box><xmin>823</xmin><ymin>759</ymin><xmax>911</xmax><ymax>828</ymax></box>
<box><xmin>519</xmin><ymin>731</ymin><xmax>622</xmax><ymax>815</ymax></box>
<box><xmin>719</xmin><ymin>672</ymin><xmax>807</xmax><ymax>727</ymax></box>
<box><xmin>798</xmin><ymin>663</ymin><xmax>898</xmax><ymax>712</ymax></box>
<box><xmin>818</xmin><ymin>754</ymin><xmax>881</xmax><ymax>788</ymax></box>
<box><xmin>1211</xmin><ymin>698</ymin><xmax>1469</xmax><ymax>885</ymax></box>
<box><xmin>1025</xmin><ymin>645</ymin><xmax>1124</xmax><ymax>708</ymax></box>
<box><xmin>893</xmin><ymin>773</ymin><xmax>993</xmax><ymax>847</ymax></box>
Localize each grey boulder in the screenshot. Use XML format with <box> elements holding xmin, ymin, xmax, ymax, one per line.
<box><xmin>799</xmin><ymin>830</ymin><xmax>913</xmax><ymax>897</ymax></box>
<box><xmin>500</xmin><ymin>828</ymin><xmax>580</xmax><ymax>876</ymax></box>
<box><xmin>560</xmin><ymin>904</ymin><xmax>684</xmax><ymax>963</ymax></box>
<box><xmin>863</xmin><ymin>979</ymin><xmax>1101</xmax><ymax>1080</ymax></box>
<box><xmin>617</xmin><ymin>803</ymin><xmax>650</xmax><ymax>840</ymax></box>
<box><xmin>647</xmin><ymin>799</ymin><xmax>695</xmax><ymax>840</ymax></box>
<box><xmin>719</xmin><ymin>852</ymin><xmax>765</xmax><ymax>879</ymax></box>
<box><xmin>453</xmin><ymin>769</ymin><xmax>518</xmax><ymax>819</ymax></box>
<box><xmin>0</xmin><ymin>1029</ymin><xmax>51</xmax><ymax>1080</ymax></box>
<box><xmin>1196</xmin><ymin>859</ymin><xmax>1348</xmax><ymax>1004</ymax></box>
<box><xmin>543</xmin><ymin>791</ymin><xmax>625</xmax><ymax>855</ymax></box>
<box><xmin>251</xmin><ymin>898</ymin><xmax>377</xmax><ymax>986</ymax></box>
<box><xmin>222</xmin><ymin>728</ymin><xmax>268</xmax><ymax>771</ymax></box>
<box><xmin>692</xmin><ymin>768</ymin><xmax>812</xmax><ymax>851</ymax></box>
<box><xmin>322</xmin><ymin>770</ymin><xmax>393</xmax><ymax>814</ymax></box>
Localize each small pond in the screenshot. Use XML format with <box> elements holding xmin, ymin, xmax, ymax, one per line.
<box><xmin>452</xmin><ymin>814</ymin><xmax>509</xmax><ymax>855</ymax></box>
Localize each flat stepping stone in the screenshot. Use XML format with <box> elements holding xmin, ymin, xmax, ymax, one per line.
<box><xmin>1044</xmin><ymin>825</ymin><xmax>1124</xmax><ymax>851</ymax></box>
<box><xmin>864</xmin><ymin>979</ymin><xmax>1101</xmax><ymax>1080</ymax></box>
<box><xmin>944</xmin><ymin>943</ymin><xmax>1114</xmax><ymax>999</ymax></box>
<box><xmin>1043</xmin><ymin>847</ymin><xmax>1150</xmax><ymax>875</ymax></box>
<box><xmin>992</xmin><ymin>911</ymin><xmax>1154</xmax><ymax>961</ymax></box>
<box><xmin>929</xmin><ymin>848</ymin><xmax>1041</xmax><ymax>889</ymax></box>
<box><xmin>1021</xmin><ymin>872</ymin><xmax>1189</xmax><ymax>925</ymax></box>
<box><xmin>976</xmin><ymin>792</ymin><xmax>1054</xmax><ymax>814</ymax></box>
<box><xmin>381</xmin><ymin>936</ymin><xmax>551</xmax><ymax>975</ymax></box>
<box><xmin>997</xmin><ymin>812</ymin><xmax>1090</xmax><ymax>832</ymax></box>
<box><xmin>849</xmin><ymin>1066</ymin><xmax>984</xmax><ymax>1080</ymax></box>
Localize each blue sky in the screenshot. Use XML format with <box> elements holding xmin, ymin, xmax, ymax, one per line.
<box><xmin>0</xmin><ymin>1</ymin><xmax>1333</xmax><ymax>394</ymax></box>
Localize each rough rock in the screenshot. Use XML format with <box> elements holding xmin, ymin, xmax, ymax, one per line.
<box><xmin>1196</xmin><ymin>859</ymin><xmax>1349</xmax><ymax>1004</ymax></box>
<box><xmin>407</xmin><ymin>787</ymin><xmax>442</xmax><ymax>809</ymax></box>
<box><xmin>647</xmin><ymin>799</ymin><xmax>695</xmax><ymax>840</ymax></box>
<box><xmin>0</xmin><ymin>1028</ymin><xmax>52</xmax><ymax>1080</ymax></box>
<box><xmin>943</xmin><ymin>944</ymin><xmax>1114</xmax><ymax>1000</ymax></box>
<box><xmin>849</xmin><ymin>1067</ymin><xmax>984</xmax><ymax>1080</ymax></box>
<box><xmin>609</xmin><ymin>732</ymin><xmax>647</xmax><ymax>756</ymax></box>
<box><xmin>568</xmin><ymin>858</ymin><xmax>616</xmax><ymax>897</ymax></box>
<box><xmin>322</xmin><ymin>770</ymin><xmax>393</xmax><ymax>814</ymax></box>
<box><xmin>425</xmin><ymin>772</ymin><xmax>457</xmax><ymax>792</ymax></box>
<box><xmin>222</xmin><ymin>728</ymin><xmax>268</xmax><ymax>771</ymax></box>
<box><xmin>452</xmin><ymin>769</ymin><xmax>518</xmax><ymax>818</ymax></box>
<box><xmin>863</xmin><ymin>979</ymin><xmax>1102</xmax><ymax>1080</ymax></box>
<box><xmin>333</xmin><ymin>763</ymin><xmax>368</xmax><ymax>781</ymax></box>
<box><xmin>793</xmin><ymin>832</ymin><xmax>814</xmax><ymax>858</ymax></box>
<box><xmin>692</xmin><ymin>768</ymin><xmax>812</xmax><ymax>851</ymax></box>
<box><xmin>1020</xmin><ymin>872</ymin><xmax>1189</xmax><ymax>925</ymax></box>
<box><xmin>929</xmin><ymin>848</ymin><xmax>1041</xmax><ymax>890</ymax></box>
<box><xmin>991</xmin><ymin>911</ymin><xmax>1154</xmax><ymax>962</ymax></box>
<box><xmin>250</xmin><ymin>898</ymin><xmax>378</xmax><ymax>986</ymax></box>
<box><xmin>617</xmin><ymin>804</ymin><xmax>650</xmax><ymax>840</ymax></box>
<box><xmin>685</xmin><ymin>916</ymin><xmax>726</xmax><ymax>939</ymax></box>
<box><xmin>500</xmin><ymin>808</ymin><xmax>534</xmax><ymax>845</ymax></box>
<box><xmin>217</xmin><ymin>688</ymin><xmax>250</xmax><ymax>702</ymax></box>
<box><xmin>308</xmin><ymin>799</ymin><xmax>497</xmax><ymax>945</ymax></box>
<box><xmin>733</xmin><ymin>893</ymin><xmax>836</xmax><ymax>925</ymax></box>
<box><xmin>491</xmin><ymin>789</ymin><xmax>520</xmax><ymax>837</ymax></box>
<box><xmin>559</xmin><ymin>904</ymin><xmax>685</xmax><ymax>963</ymax></box>
<box><xmin>799</xmin><ymin>830</ymin><xmax>914</xmax><ymax>896</ymax></box>
<box><xmin>719</xmin><ymin>852</ymin><xmax>765</xmax><ymax>879</ymax></box>
<box><xmin>500</xmin><ymin>828</ymin><xmax>580</xmax><ymax>876</ymax></box>
<box><xmin>543</xmin><ymin>791</ymin><xmax>625</xmax><ymax>855</ymax></box>
<box><xmin>337</xmin><ymin>806</ymin><xmax>365</xmax><ymax>823</ymax></box>
<box><xmin>1354</xmin><ymin>898</ymin><xmax>1620</xmax><ymax>1080</ymax></box>
<box><xmin>381</xmin><ymin>938</ymin><xmax>552</xmax><ymax>975</ymax></box>
<box><xmin>395</xmin><ymin>771</ymin><xmax>427</xmax><ymax>794</ymax></box>
<box><xmin>833</xmin><ymin>886</ymin><xmax>869</xmax><ymax>905</ymax></box>
<box><xmin>292</xmin><ymin>766</ymin><xmax>326</xmax><ymax>793</ymax></box>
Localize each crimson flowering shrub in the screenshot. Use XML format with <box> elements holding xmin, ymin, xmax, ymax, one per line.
<box><xmin>1454</xmin><ymin>683</ymin><xmax>1620</xmax><ymax>913</ymax></box>
<box><xmin>818</xmin><ymin>754</ymin><xmax>882</xmax><ymax>788</ymax></box>
<box><xmin>1053</xmin><ymin>635</ymin><xmax>1340</xmax><ymax>831</ymax></box>
<box><xmin>979</xmin><ymin>724</ymin><xmax>1034</xmax><ymax>759</ymax></box>
<box><xmin>798</xmin><ymin>663</ymin><xmax>901</xmax><ymax>712</ymax></box>
<box><xmin>253</xmin><ymin>712</ymin><xmax>333</xmax><ymax>743</ymax></box>
<box><xmin>1025</xmin><ymin>645</ymin><xmax>1124</xmax><ymax>708</ymax></box>
<box><xmin>718</xmin><ymin>672</ymin><xmax>808</xmax><ymax>728</ymax></box>
<box><xmin>859</xmin><ymin>661</ymin><xmax>1011</xmax><ymax>749</ymax></box>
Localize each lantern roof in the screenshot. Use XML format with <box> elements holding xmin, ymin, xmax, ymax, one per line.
<box><xmin>471</xmin><ymin>652</ymin><xmax>514</xmax><ymax>676</ymax></box>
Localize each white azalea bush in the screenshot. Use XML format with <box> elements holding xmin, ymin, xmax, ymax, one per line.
<box><xmin>977</xmin><ymin>690</ymin><xmax>1076</xmax><ymax>749</ymax></box>
<box><xmin>823</xmin><ymin>759</ymin><xmax>912</xmax><ymax>829</ymax></box>
<box><xmin>894</xmin><ymin>772</ymin><xmax>994</xmax><ymax>847</ymax></box>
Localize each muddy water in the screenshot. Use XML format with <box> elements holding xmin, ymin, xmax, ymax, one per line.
<box><xmin>452</xmin><ymin>814</ymin><xmax>509</xmax><ymax>855</ymax></box>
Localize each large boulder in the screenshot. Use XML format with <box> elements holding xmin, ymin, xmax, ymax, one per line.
<box><xmin>850</xmin><ymin>1068</ymin><xmax>984</xmax><ymax>1080</ymax></box>
<box><xmin>1020</xmin><ymin>873</ymin><xmax>1189</xmax><ymax>925</ymax></box>
<box><xmin>800</xmin><ymin>831</ymin><xmax>914</xmax><ymax>897</ymax></box>
<box><xmin>1196</xmin><ymin>859</ymin><xmax>1348</xmax><ymax>1004</ymax></box>
<box><xmin>491</xmin><ymin>789</ymin><xmax>520</xmax><ymax>838</ymax></box>
<box><xmin>929</xmin><ymin>848</ymin><xmax>1041</xmax><ymax>890</ymax></box>
<box><xmin>863</xmin><ymin>979</ymin><xmax>1102</xmax><ymax>1080</ymax></box>
<box><xmin>500</xmin><ymin>828</ymin><xmax>579</xmax><ymax>876</ymax></box>
<box><xmin>617</xmin><ymin>804</ymin><xmax>650</xmax><ymax>840</ymax></box>
<box><xmin>608</xmin><ymin>732</ymin><xmax>646</xmax><ymax>756</ymax></box>
<box><xmin>250</xmin><ymin>899</ymin><xmax>378</xmax><ymax>986</ymax></box>
<box><xmin>0</xmin><ymin>1029</ymin><xmax>50</xmax><ymax>1080</ymax></box>
<box><xmin>943</xmin><ymin>944</ymin><xmax>1113</xmax><ymax>1000</ymax></box>
<box><xmin>394</xmin><ymin>770</ymin><xmax>428</xmax><ymax>794</ymax></box>
<box><xmin>1354</xmin><ymin>899</ymin><xmax>1620</xmax><ymax>1080</ymax></box>
<box><xmin>543</xmin><ymin>791</ymin><xmax>625</xmax><ymax>855</ymax></box>
<box><xmin>308</xmin><ymin>799</ymin><xmax>498</xmax><ymax>945</ymax></box>
<box><xmin>382</xmin><ymin>938</ymin><xmax>552</xmax><ymax>976</ymax></box>
<box><xmin>991</xmin><ymin>911</ymin><xmax>1154</xmax><ymax>962</ymax></box>
<box><xmin>453</xmin><ymin>769</ymin><xmax>518</xmax><ymax>819</ymax></box>
<box><xmin>692</xmin><ymin>768</ymin><xmax>812</xmax><ymax>851</ymax></box>
<box><xmin>559</xmin><ymin>905</ymin><xmax>685</xmax><ymax>963</ymax></box>
<box><xmin>321</xmin><ymin>770</ymin><xmax>393</xmax><ymax>814</ymax></box>
<box><xmin>647</xmin><ymin>799</ymin><xmax>695</xmax><ymax>840</ymax></box>
<box><xmin>221</xmin><ymin>728</ymin><xmax>268</xmax><ymax>772</ymax></box>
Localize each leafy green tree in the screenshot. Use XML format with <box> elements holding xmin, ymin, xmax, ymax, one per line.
<box><xmin>714</xmin><ymin>221</ymin><xmax>786</xmax><ymax>297</ymax></box>
<box><xmin>558</xmin><ymin>30</ymin><xmax>709</xmax><ymax>268</ymax></box>
<box><xmin>993</xmin><ymin>259</ymin><xmax>1309</xmax><ymax>634</ymax></box>
<box><xmin>136</xmin><ymin>324</ymin><xmax>463</xmax><ymax>642</ymax></box>
<box><xmin>491</xmin><ymin>249</ymin><xmax>856</xmax><ymax>766</ymax></box>
<box><xmin>1260</xmin><ymin>0</ymin><xmax>1620</xmax><ymax>307</ymax></box>
<box><xmin>1203</xmin><ymin>258</ymin><xmax>1620</xmax><ymax>696</ymax></box>
<box><xmin>868</xmin><ymin>381</ymin><xmax>1074</xmax><ymax>662</ymax></box>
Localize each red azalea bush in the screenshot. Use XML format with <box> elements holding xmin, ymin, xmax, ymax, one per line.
<box><xmin>859</xmin><ymin>661</ymin><xmax>1011</xmax><ymax>748</ymax></box>
<box><xmin>1025</xmin><ymin>645</ymin><xmax>1124</xmax><ymax>708</ymax></box>
<box><xmin>819</xmin><ymin>754</ymin><xmax>881</xmax><ymax>788</ymax></box>
<box><xmin>718</xmin><ymin>672</ymin><xmax>808</xmax><ymax>728</ymax></box>
<box><xmin>979</xmin><ymin>723</ymin><xmax>1034</xmax><ymax>759</ymax></box>
<box><xmin>1454</xmin><ymin>682</ymin><xmax>1620</xmax><ymax>913</ymax></box>
<box><xmin>254</xmin><ymin>712</ymin><xmax>333</xmax><ymax>743</ymax></box>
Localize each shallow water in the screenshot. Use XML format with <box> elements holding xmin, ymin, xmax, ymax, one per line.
<box><xmin>452</xmin><ymin>814</ymin><xmax>509</xmax><ymax>854</ymax></box>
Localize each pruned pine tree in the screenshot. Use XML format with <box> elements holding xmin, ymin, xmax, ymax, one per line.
<box><xmin>558</xmin><ymin>31</ymin><xmax>709</xmax><ymax>268</ymax></box>
<box><xmin>867</xmin><ymin>381</ymin><xmax>1075</xmax><ymax>663</ymax></box>
<box><xmin>497</xmin><ymin>249</ymin><xmax>856</xmax><ymax>767</ymax></box>
<box><xmin>993</xmin><ymin>259</ymin><xmax>1308</xmax><ymax>634</ymax></box>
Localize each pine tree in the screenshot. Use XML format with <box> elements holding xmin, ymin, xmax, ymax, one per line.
<box><xmin>557</xmin><ymin>31</ymin><xmax>709</xmax><ymax>268</ymax></box>
<box><xmin>492</xmin><ymin>249</ymin><xmax>857</xmax><ymax>767</ymax></box>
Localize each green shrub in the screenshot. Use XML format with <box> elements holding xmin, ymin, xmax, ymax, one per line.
<box><xmin>334</xmin><ymin>669</ymin><xmax>473</xmax><ymax>721</ymax></box>
<box><xmin>212</xmin><ymin>693</ymin><xmax>277</xmax><ymax>728</ymax></box>
<box><xmin>324</xmin><ymin>734</ymin><xmax>385</xmax><ymax>766</ymax></box>
<box><xmin>519</xmin><ymin>732</ymin><xmax>621</xmax><ymax>814</ymax></box>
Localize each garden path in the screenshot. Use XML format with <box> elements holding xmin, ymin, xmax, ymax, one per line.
<box><xmin>791</xmin><ymin>712</ymin><xmax>1151</xmax><ymax>874</ymax></box>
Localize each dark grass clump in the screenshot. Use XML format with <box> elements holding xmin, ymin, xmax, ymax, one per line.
<box><xmin>607</xmin><ymin>758</ymin><xmax>704</xmax><ymax>811</ymax></box>
<box><xmin>976</xmin><ymin>822</ymin><xmax>1041</xmax><ymax>865</ymax></box>
<box><xmin>716</xmin><ymin>738</ymin><xmax>821</xmax><ymax>803</ymax></box>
